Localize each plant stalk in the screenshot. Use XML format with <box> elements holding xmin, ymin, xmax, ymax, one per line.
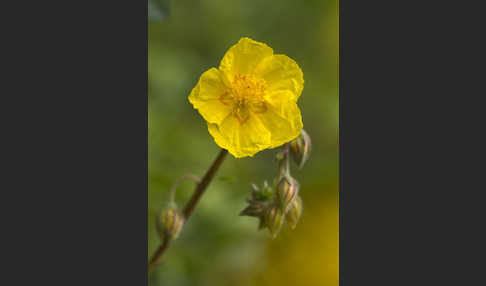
<box><xmin>148</xmin><ymin>148</ymin><xmax>228</xmax><ymax>270</ymax></box>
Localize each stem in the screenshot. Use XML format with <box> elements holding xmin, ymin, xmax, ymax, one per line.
<box><xmin>148</xmin><ymin>235</ymin><xmax>170</xmax><ymax>273</ymax></box>
<box><xmin>148</xmin><ymin>149</ymin><xmax>228</xmax><ymax>270</ymax></box>
<box><xmin>183</xmin><ymin>149</ymin><xmax>228</xmax><ymax>219</ymax></box>
<box><xmin>278</xmin><ymin>144</ymin><xmax>291</xmax><ymax>180</ymax></box>
<box><xmin>169</xmin><ymin>174</ymin><xmax>201</xmax><ymax>202</ymax></box>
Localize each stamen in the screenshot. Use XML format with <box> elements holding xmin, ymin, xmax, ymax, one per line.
<box><xmin>219</xmin><ymin>73</ymin><xmax>268</xmax><ymax>125</ymax></box>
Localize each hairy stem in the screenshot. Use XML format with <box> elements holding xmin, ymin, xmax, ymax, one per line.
<box><xmin>182</xmin><ymin>149</ymin><xmax>228</xmax><ymax>219</ymax></box>
<box><xmin>278</xmin><ymin>143</ymin><xmax>291</xmax><ymax>180</ymax></box>
<box><xmin>148</xmin><ymin>149</ymin><xmax>228</xmax><ymax>270</ymax></box>
<box><xmin>148</xmin><ymin>235</ymin><xmax>170</xmax><ymax>272</ymax></box>
<box><xmin>169</xmin><ymin>174</ymin><xmax>201</xmax><ymax>202</ymax></box>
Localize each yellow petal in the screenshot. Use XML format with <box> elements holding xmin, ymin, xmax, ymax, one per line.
<box><xmin>207</xmin><ymin>122</ymin><xmax>229</xmax><ymax>151</ymax></box>
<box><xmin>259</xmin><ymin>90</ymin><xmax>303</xmax><ymax>148</ymax></box>
<box><xmin>255</xmin><ymin>54</ymin><xmax>304</xmax><ymax>102</ymax></box>
<box><xmin>219</xmin><ymin>37</ymin><xmax>274</xmax><ymax>79</ymax></box>
<box><xmin>188</xmin><ymin>68</ymin><xmax>233</xmax><ymax>125</ymax></box>
<box><xmin>208</xmin><ymin>113</ymin><xmax>271</xmax><ymax>158</ymax></box>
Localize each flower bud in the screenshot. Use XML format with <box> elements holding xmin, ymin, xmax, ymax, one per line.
<box><xmin>159</xmin><ymin>206</ymin><xmax>184</xmax><ymax>240</ymax></box>
<box><xmin>276</xmin><ymin>176</ymin><xmax>299</xmax><ymax>212</ymax></box>
<box><xmin>265</xmin><ymin>205</ymin><xmax>284</xmax><ymax>238</ymax></box>
<box><xmin>286</xmin><ymin>196</ymin><xmax>303</xmax><ymax>229</ymax></box>
<box><xmin>250</xmin><ymin>181</ymin><xmax>273</xmax><ymax>201</ymax></box>
<box><xmin>290</xmin><ymin>129</ymin><xmax>311</xmax><ymax>169</ymax></box>
<box><xmin>240</xmin><ymin>200</ymin><xmax>266</xmax><ymax>217</ymax></box>
<box><xmin>258</xmin><ymin>216</ymin><xmax>266</xmax><ymax>230</ymax></box>
<box><xmin>251</xmin><ymin>183</ymin><xmax>260</xmax><ymax>192</ymax></box>
<box><xmin>262</xmin><ymin>180</ymin><xmax>273</xmax><ymax>198</ymax></box>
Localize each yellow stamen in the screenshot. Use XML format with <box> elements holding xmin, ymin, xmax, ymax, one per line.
<box><xmin>219</xmin><ymin>74</ymin><xmax>268</xmax><ymax>125</ymax></box>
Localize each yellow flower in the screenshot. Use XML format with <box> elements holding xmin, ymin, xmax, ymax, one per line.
<box><xmin>189</xmin><ymin>37</ymin><xmax>304</xmax><ymax>158</ymax></box>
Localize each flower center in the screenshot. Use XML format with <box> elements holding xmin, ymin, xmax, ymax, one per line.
<box><xmin>219</xmin><ymin>74</ymin><xmax>268</xmax><ymax>125</ymax></box>
<box><xmin>231</xmin><ymin>74</ymin><xmax>266</xmax><ymax>105</ymax></box>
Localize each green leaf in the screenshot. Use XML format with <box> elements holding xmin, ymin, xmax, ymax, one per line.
<box><xmin>149</xmin><ymin>0</ymin><xmax>169</xmax><ymax>21</ymax></box>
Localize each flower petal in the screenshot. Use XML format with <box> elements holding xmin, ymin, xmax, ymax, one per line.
<box><xmin>254</xmin><ymin>54</ymin><xmax>304</xmax><ymax>102</ymax></box>
<box><xmin>219</xmin><ymin>37</ymin><xmax>274</xmax><ymax>79</ymax></box>
<box><xmin>259</xmin><ymin>91</ymin><xmax>303</xmax><ymax>148</ymax></box>
<box><xmin>188</xmin><ymin>68</ymin><xmax>233</xmax><ymax>125</ymax></box>
<box><xmin>207</xmin><ymin>122</ymin><xmax>229</xmax><ymax>150</ymax></box>
<box><xmin>208</xmin><ymin>113</ymin><xmax>271</xmax><ymax>158</ymax></box>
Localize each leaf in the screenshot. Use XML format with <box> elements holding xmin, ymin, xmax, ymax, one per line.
<box><xmin>149</xmin><ymin>0</ymin><xmax>169</xmax><ymax>21</ymax></box>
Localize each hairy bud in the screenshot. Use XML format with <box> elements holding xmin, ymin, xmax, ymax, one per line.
<box><xmin>262</xmin><ymin>180</ymin><xmax>272</xmax><ymax>194</ymax></box>
<box><xmin>251</xmin><ymin>183</ymin><xmax>260</xmax><ymax>192</ymax></box>
<box><xmin>286</xmin><ymin>196</ymin><xmax>303</xmax><ymax>229</ymax></box>
<box><xmin>241</xmin><ymin>182</ymin><xmax>274</xmax><ymax>230</ymax></box>
<box><xmin>240</xmin><ymin>200</ymin><xmax>266</xmax><ymax>217</ymax></box>
<box><xmin>276</xmin><ymin>176</ymin><xmax>299</xmax><ymax>212</ymax></box>
<box><xmin>158</xmin><ymin>206</ymin><xmax>184</xmax><ymax>240</ymax></box>
<box><xmin>249</xmin><ymin>181</ymin><xmax>273</xmax><ymax>202</ymax></box>
<box><xmin>265</xmin><ymin>205</ymin><xmax>284</xmax><ymax>238</ymax></box>
<box><xmin>290</xmin><ymin>129</ymin><xmax>311</xmax><ymax>169</ymax></box>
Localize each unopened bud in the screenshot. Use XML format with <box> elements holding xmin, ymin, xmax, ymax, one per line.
<box><xmin>240</xmin><ymin>200</ymin><xmax>266</xmax><ymax>217</ymax></box>
<box><xmin>258</xmin><ymin>216</ymin><xmax>266</xmax><ymax>230</ymax></box>
<box><xmin>265</xmin><ymin>205</ymin><xmax>284</xmax><ymax>238</ymax></box>
<box><xmin>276</xmin><ymin>176</ymin><xmax>299</xmax><ymax>212</ymax></box>
<box><xmin>262</xmin><ymin>180</ymin><xmax>273</xmax><ymax>198</ymax></box>
<box><xmin>251</xmin><ymin>183</ymin><xmax>260</xmax><ymax>192</ymax></box>
<box><xmin>159</xmin><ymin>206</ymin><xmax>184</xmax><ymax>240</ymax></box>
<box><xmin>251</xmin><ymin>181</ymin><xmax>273</xmax><ymax>201</ymax></box>
<box><xmin>290</xmin><ymin>129</ymin><xmax>311</xmax><ymax>169</ymax></box>
<box><xmin>286</xmin><ymin>196</ymin><xmax>303</xmax><ymax>229</ymax></box>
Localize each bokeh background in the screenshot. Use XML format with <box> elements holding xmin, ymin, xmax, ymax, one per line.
<box><xmin>148</xmin><ymin>0</ymin><xmax>338</xmax><ymax>285</ymax></box>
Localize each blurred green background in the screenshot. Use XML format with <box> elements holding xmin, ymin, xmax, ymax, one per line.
<box><xmin>148</xmin><ymin>0</ymin><xmax>338</xmax><ymax>285</ymax></box>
